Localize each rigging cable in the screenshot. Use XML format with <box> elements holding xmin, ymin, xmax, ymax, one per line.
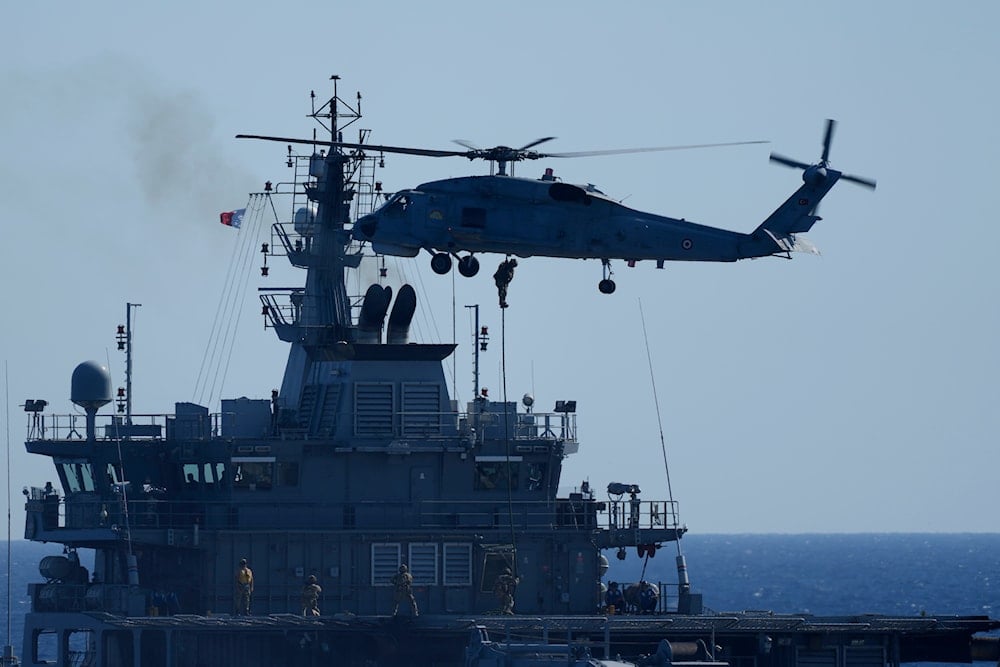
<box><xmin>500</xmin><ymin>301</ymin><xmax>519</xmax><ymax>575</ymax></box>
<box><xmin>196</xmin><ymin>194</ymin><xmax>261</xmax><ymax>405</ymax></box>
<box><xmin>193</xmin><ymin>199</ymin><xmax>253</xmax><ymax>403</ymax></box>
<box><xmin>215</xmin><ymin>196</ymin><xmax>270</xmax><ymax>405</ymax></box>
<box><xmin>4</xmin><ymin>362</ymin><xmax>12</xmax><ymax>656</ymax></box>
<box><xmin>201</xmin><ymin>195</ymin><xmax>267</xmax><ymax>407</ymax></box>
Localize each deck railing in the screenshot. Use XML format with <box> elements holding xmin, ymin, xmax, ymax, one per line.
<box><xmin>27</xmin><ymin>493</ymin><xmax>680</xmax><ymax>536</ymax></box>
<box><xmin>25</xmin><ymin>409</ymin><xmax>577</xmax><ymax>443</ymax></box>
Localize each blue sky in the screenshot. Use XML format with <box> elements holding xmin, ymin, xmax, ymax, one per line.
<box><xmin>1</xmin><ymin>2</ymin><xmax>997</xmax><ymax>535</ymax></box>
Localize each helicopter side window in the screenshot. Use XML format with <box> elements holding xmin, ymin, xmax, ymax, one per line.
<box><xmin>548</xmin><ymin>182</ymin><xmax>592</xmax><ymax>206</ymax></box>
<box><xmin>461</xmin><ymin>207</ymin><xmax>487</xmax><ymax>229</ymax></box>
<box><xmin>383</xmin><ymin>193</ymin><xmax>409</xmax><ymax>215</ymax></box>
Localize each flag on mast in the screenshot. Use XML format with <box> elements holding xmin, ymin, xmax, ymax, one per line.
<box><xmin>219</xmin><ymin>209</ymin><xmax>246</xmax><ymax>228</ymax></box>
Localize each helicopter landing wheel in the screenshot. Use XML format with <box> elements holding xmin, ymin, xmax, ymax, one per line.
<box><xmin>598</xmin><ymin>279</ymin><xmax>616</xmax><ymax>294</ymax></box>
<box><xmin>457</xmin><ymin>255</ymin><xmax>480</xmax><ymax>277</ymax></box>
<box><xmin>430</xmin><ymin>252</ymin><xmax>453</xmax><ymax>275</ymax></box>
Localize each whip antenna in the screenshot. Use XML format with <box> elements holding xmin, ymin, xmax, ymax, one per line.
<box><xmin>638</xmin><ymin>300</ymin><xmax>690</xmax><ymax>596</ymax></box>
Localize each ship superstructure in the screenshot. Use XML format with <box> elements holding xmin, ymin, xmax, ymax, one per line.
<box><xmin>16</xmin><ymin>79</ymin><xmax>1000</xmax><ymax>667</ymax></box>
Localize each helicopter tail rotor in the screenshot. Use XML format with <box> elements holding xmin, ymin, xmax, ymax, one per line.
<box><xmin>769</xmin><ymin>119</ymin><xmax>876</xmax><ymax>190</ymax></box>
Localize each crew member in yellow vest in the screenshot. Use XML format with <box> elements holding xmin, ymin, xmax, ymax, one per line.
<box><xmin>235</xmin><ymin>558</ymin><xmax>254</xmax><ymax>615</ymax></box>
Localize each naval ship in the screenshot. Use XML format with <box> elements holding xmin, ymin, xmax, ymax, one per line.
<box><xmin>15</xmin><ymin>78</ymin><xmax>1000</xmax><ymax>667</ymax></box>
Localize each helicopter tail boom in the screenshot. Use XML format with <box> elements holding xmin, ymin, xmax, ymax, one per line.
<box><xmin>745</xmin><ymin>170</ymin><xmax>839</xmax><ymax>258</ymax></box>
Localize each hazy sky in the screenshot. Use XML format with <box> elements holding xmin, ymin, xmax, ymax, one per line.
<box><xmin>1</xmin><ymin>2</ymin><xmax>997</xmax><ymax>537</ymax></box>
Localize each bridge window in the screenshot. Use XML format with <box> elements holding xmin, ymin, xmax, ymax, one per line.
<box><xmin>68</xmin><ymin>630</ymin><xmax>96</xmax><ymax>667</ymax></box>
<box><xmin>526</xmin><ymin>462</ymin><xmax>547</xmax><ymax>491</ymax></box>
<box><xmin>32</xmin><ymin>628</ymin><xmax>57</xmax><ymax>664</ymax></box>
<box><xmin>232</xmin><ymin>457</ymin><xmax>274</xmax><ymax>491</ymax></box>
<box><xmin>58</xmin><ymin>461</ymin><xmax>95</xmax><ymax>493</ymax></box>
<box><xmin>474</xmin><ymin>459</ymin><xmax>520</xmax><ymax>491</ymax></box>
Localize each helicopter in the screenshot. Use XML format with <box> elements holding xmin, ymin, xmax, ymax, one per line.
<box><xmin>238</xmin><ymin>119</ymin><xmax>875</xmax><ymax>293</ymax></box>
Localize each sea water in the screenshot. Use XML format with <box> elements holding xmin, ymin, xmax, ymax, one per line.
<box><xmin>1</xmin><ymin>534</ymin><xmax>997</xmax><ymax>658</ymax></box>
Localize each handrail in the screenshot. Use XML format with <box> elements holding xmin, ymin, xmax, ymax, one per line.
<box><xmin>26</xmin><ymin>410</ymin><xmax>577</xmax><ymax>443</ymax></box>
<box><xmin>27</xmin><ymin>494</ymin><xmax>681</xmax><ymax>534</ymax></box>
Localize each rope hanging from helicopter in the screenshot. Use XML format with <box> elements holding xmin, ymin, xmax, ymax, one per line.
<box><xmin>499</xmin><ymin>271</ymin><xmax>520</xmax><ymax>575</ymax></box>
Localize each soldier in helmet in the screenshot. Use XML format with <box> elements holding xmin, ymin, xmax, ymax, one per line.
<box><xmin>493</xmin><ymin>258</ymin><xmax>517</xmax><ymax>309</ymax></box>
<box><xmin>494</xmin><ymin>567</ymin><xmax>520</xmax><ymax>615</ymax></box>
<box><xmin>301</xmin><ymin>574</ymin><xmax>322</xmax><ymax>616</ymax></box>
<box><xmin>390</xmin><ymin>564</ymin><xmax>418</xmax><ymax>617</ymax></box>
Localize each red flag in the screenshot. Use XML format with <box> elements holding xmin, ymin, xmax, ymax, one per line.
<box><xmin>219</xmin><ymin>208</ymin><xmax>246</xmax><ymax>228</ymax></box>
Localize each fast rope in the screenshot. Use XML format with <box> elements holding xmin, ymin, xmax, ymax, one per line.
<box><xmin>496</xmin><ymin>256</ymin><xmax>519</xmax><ymax>574</ymax></box>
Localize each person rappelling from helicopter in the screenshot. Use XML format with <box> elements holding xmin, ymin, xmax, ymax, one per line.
<box><xmin>493</xmin><ymin>257</ymin><xmax>517</xmax><ymax>309</ymax></box>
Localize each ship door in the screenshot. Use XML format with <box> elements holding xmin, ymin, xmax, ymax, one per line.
<box><xmin>410</xmin><ymin>466</ymin><xmax>435</xmax><ymax>502</ymax></box>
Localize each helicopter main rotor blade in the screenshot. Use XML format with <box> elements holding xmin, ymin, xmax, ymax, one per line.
<box><xmin>841</xmin><ymin>173</ymin><xmax>877</xmax><ymax>190</ymax></box>
<box><xmin>769</xmin><ymin>153</ymin><xmax>812</xmax><ymax>170</ymax></box>
<box><xmin>236</xmin><ymin>134</ymin><xmax>469</xmax><ymax>158</ymax></box>
<box><xmin>452</xmin><ymin>139</ymin><xmax>481</xmax><ymax>151</ymax></box>
<box><xmin>821</xmin><ymin>119</ymin><xmax>836</xmax><ymax>164</ymax></box>
<box><xmin>519</xmin><ymin>137</ymin><xmax>557</xmax><ymax>151</ymax></box>
<box><xmin>538</xmin><ymin>140</ymin><xmax>769</xmax><ymax>159</ymax></box>
<box><xmin>239</xmin><ymin>134</ymin><xmax>768</xmax><ymax>163</ymax></box>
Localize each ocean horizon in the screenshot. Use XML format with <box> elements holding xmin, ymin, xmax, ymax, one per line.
<box><xmin>2</xmin><ymin>533</ymin><xmax>998</xmax><ymax>658</ymax></box>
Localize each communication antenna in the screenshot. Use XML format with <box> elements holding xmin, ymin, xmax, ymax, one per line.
<box><xmin>464</xmin><ymin>305</ymin><xmax>489</xmax><ymax>403</ymax></box>
<box><xmin>115</xmin><ymin>303</ymin><xmax>141</xmax><ymax>423</ymax></box>
<box><xmin>638</xmin><ymin>299</ymin><xmax>690</xmax><ymax>595</ymax></box>
<box><xmin>3</xmin><ymin>363</ymin><xmax>19</xmax><ymax>666</ymax></box>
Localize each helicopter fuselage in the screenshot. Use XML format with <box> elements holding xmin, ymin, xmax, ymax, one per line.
<box><xmin>356</xmin><ymin>174</ymin><xmax>780</xmax><ymax>263</ymax></box>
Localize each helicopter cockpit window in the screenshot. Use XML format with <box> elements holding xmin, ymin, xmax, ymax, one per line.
<box><xmin>384</xmin><ymin>193</ymin><xmax>410</xmax><ymax>214</ymax></box>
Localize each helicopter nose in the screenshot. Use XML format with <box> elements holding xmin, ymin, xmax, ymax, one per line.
<box><xmin>355</xmin><ymin>214</ymin><xmax>378</xmax><ymax>240</ymax></box>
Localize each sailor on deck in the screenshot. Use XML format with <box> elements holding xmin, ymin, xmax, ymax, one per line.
<box><xmin>391</xmin><ymin>564</ymin><xmax>418</xmax><ymax>617</ymax></box>
<box><xmin>494</xmin><ymin>567</ymin><xmax>520</xmax><ymax>615</ymax></box>
<box><xmin>235</xmin><ymin>558</ymin><xmax>254</xmax><ymax>615</ymax></box>
<box><xmin>301</xmin><ymin>575</ymin><xmax>322</xmax><ymax>616</ymax></box>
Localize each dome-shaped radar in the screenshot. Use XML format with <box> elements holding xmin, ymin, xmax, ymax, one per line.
<box><xmin>71</xmin><ymin>361</ymin><xmax>112</xmax><ymax>411</ymax></box>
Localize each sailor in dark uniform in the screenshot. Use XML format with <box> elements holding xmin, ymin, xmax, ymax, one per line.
<box><xmin>301</xmin><ymin>574</ymin><xmax>322</xmax><ymax>616</ymax></box>
<box><xmin>493</xmin><ymin>258</ymin><xmax>517</xmax><ymax>308</ymax></box>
